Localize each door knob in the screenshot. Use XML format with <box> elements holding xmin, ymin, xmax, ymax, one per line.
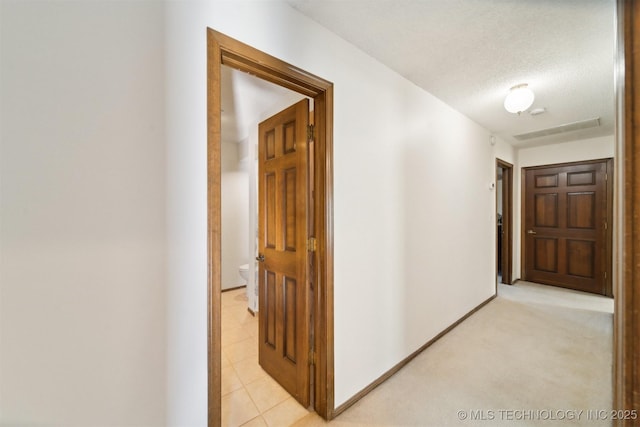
<box><xmin>527</xmin><ymin>230</ymin><xmax>537</xmax><ymax>235</ymax></box>
<box><xmin>256</xmin><ymin>254</ymin><xmax>265</xmax><ymax>262</ymax></box>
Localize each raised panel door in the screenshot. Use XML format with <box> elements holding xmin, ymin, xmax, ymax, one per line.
<box><xmin>257</xmin><ymin>99</ymin><xmax>310</xmax><ymax>406</ymax></box>
<box><xmin>524</xmin><ymin>161</ymin><xmax>609</xmax><ymax>295</ymax></box>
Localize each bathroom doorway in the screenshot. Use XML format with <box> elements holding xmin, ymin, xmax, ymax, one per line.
<box><xmin>209</xmin><ymin>29</ymin><xmax>335</xmax><ymax>424</ymax></box>
<box><xmin>219</xmin><ymin>62</ymin><xmax>314</xmax><ymax>423</ymax></box>
<box><xmin>219</xmin><ymin>64</ymin><xmax>307</xmax><ymax>304</ymax></box>
<box><xmin>496</xmin><ymin>159</ymin><xmax>513</xmax><ymax>286</ymax></box>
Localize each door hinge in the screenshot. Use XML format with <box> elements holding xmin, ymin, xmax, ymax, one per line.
<box><xmin>604</xmin><ymin>221</ymin><xmax>608</xmax><ymax>230</ymax></box>
<box><xmin>307</xmin><ymin>124</ymin><xmax>315</xmax><ymax>142</ymax></box>
<box><xmin>604</xmin><ymin>271</ymin><xmax>607</xmax><ymax>280</ymax></box>
<box><xmin>309</xmin><ymin>350</ymin><xmax>316</xmax><ymax>366</ymax></box>
<box><xmin>605</xmin><ymin>173</ymin><xmax>608</xmax><ymax>181</ymax></box>
<box><xmin>307</xmin><ymin>237</ymin><xmax>317</xmax><ymax>252</ymax></box>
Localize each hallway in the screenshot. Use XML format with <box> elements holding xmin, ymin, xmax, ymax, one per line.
<box><xmin>223</xmin><ymin>281</ymin><xmax>613</xmax><ymax>427</ymax></box>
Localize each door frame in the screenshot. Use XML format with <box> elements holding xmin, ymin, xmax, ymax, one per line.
<box><xmin>615</xmin><ymin>0</ymin><xmax>640</xmax><ymax>422</ymax></box>
<box><xmin>520</xmin><ymin>158</ymin><xmax>614</xmax><ymax>296</ymax></box>
<box><xmin>496</xmin><ymin>159</ymin><xmax>513</xmax><ymax>286</ymax></box>
<box><xmin>207</xmin><ymin>29</ymin><xmax>335</xmax><ymax>425</ymax></box>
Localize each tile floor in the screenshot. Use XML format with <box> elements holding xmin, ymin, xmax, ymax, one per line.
<box><xmin>223</xmin><ymin>281</ymin><xmax>613</xmax><ymax>427</ymax></box>
<box><xmin>221</xmin><ymin>288</ymin><xmax>310</xmax><ymax>427</ymax></box>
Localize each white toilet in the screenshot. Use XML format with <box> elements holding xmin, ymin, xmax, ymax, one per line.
<box><xmin>238</xmin><ymin>263</ymin><xmax>249</xmax><ymax>285</ymax></box>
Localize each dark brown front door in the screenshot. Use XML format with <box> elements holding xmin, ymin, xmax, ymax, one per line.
<box><xmin>523</xmin><ymin>160</ymin><xmax>612</xmax><ymax>295</ymax></box>
<box><xmin>523</xmin><ymin>159</ymin><xmax>612</xmax><ymax>296</ymax></box>
<box><xmin>257</xmin><ymin>99</ymin><xmax>311</xmax><ymax>407</ymax></box>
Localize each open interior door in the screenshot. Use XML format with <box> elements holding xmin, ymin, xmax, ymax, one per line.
<box><xmin>257</xmin><ymin>99</ymin><xmax>311</xmax><ymax>407</ymax></box>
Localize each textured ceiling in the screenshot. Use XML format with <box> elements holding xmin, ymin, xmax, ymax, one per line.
<box><xmin>287</xmin><ymin>0</ymin><xmax>616</xmax><ymax>147</ymax></box>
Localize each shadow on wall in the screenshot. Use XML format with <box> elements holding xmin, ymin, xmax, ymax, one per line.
<box><xmin>221</xmin><ymin>140</ymin><xmax>250</xmax><ymax>290</ymax></box>
<box><xmin>400</xmin><ymin>124</ymin><xmax>495</xmax><ymax>355</ymax></box>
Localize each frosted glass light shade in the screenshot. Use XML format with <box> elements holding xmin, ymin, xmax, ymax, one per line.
<box><xmin>504</xmin><ymin>84</ymin><xmax>534</xmax><ymax>114</ymax></box>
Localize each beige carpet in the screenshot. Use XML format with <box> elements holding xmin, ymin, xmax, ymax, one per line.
<box><xmin>294</xmin><ymin>282</ymin><xmax>613</xmax><ymax>427</ymax></box>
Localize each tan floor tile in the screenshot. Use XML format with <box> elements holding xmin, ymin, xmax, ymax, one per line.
<box><xmin>222</xmin><ymin>326</ymin><xmax>253</xmax><ymax>347</ymax></box>
<box><xmin>222</xmin><ymin>366</ymin><xmax>244</xmax><ymax>396</ymax></box>
<box><xmin>221</xmin><ymin>351</ymin><xmax>232</xmax><ymax>369</ymax></box>
<box><xmin>222</xmin><ymin>313</ymin><xmax>243</xmax><ymax>331</ymax></box>
<box><xmin>242</xmin><ymin>314</ymin><xmax>257</xmax><ymax>322</ymax></box>
<box><xmin>262</xmin><ymin>397</ymin><xmax>310</xmax><ymax>427</ymax></box>
<box><xmin>241</xmin><ymin>321</ymin><xmax>259</xmax><ymax>338</ymax></box>
<box><xmin>290</xmin><ymin>413</ymin><xmax>329</xmax><ymax>427</ymax></box>
<box><xmin>245</xmin><ymin>375</ymin><xmax>290</xmax><ymax>413</ymax></box>
<box><xmin>222</xmin><ymin>289</ymin><xmax>310</xmax><ymax>426</ymax></box>
<box><xmin>240</xmin><ymin>415</ymin><xmax>268</xmax><ymax>427</ymax></box>
<box><xmin>221</xmin><ymin>288</ymin><xmax>248</xmax><ymax>305</ymax></box>
<box><xmin>226</xmin><ymin>337</ymin><xmax>258</xmax><ymax>363</ymax></box>
<box><xmin>233</xmin><ymin>358</ymin><xmax>268</xmax><ymax>385</ymax></box>
<box><xmin>234</xmin><ymin>309</ymin><xmax>258</xmax><ymax>325</ymax></box>
<box><xmin>221</xmin><ymin>388</ymin><xmax>260</xmax><ymax>427</ymax></box>
<box><xmin>240</xmin><ymin>351</ymin><xmax>259</xmax><ymax>366</ymax></box>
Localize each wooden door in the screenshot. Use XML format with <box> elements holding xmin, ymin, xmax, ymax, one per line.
<box><xmin>523</xmin><ymin>160</ymin><xmax>612</xmax><ymax>296</ymax></box>
<box><xmin>258</xmin><ymin>99</ymin><xmax>310</xmax><ymax>407</ymax></box>
<box><xmin>498</xmin><ymin>160</ymin><xmax>513</xmax><ymax>285</ymax></box>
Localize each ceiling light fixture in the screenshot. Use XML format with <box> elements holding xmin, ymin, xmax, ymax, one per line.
<box><xmin>504</xmin><ymin>83</ymin><xmax>535</xmax><ymax>115</ymax></box>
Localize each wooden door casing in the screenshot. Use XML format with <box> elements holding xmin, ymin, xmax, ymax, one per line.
<box><xmin>258</xmin><ymin>99</ymin><xmax>311</xmax><ymax>407</ymax></box>
<box><xmin>523</xmin><ymin>159</ymin><xmax>612</xmax><ymax>296</ymax></box>
<box><xmin>497</xmin><ymin>159</ymin><xmax>513</xmax><ymax>286</ymax></box>
<box><xmin>208</xmin><ymin>29</ymin><xmax>335</xmax><ymax>425</ymax></box>
<box><xmin>616</xmin><ymin>0</ymin><xmax>640</xmax><ymax>419</ymax></box>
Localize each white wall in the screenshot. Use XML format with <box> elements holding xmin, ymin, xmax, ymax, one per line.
<box><xmin>247</xmin><ymin>128</ymin><xmax>259</xmax><ymax>312</ymax></box>
<box><xmin>5</xmin><ymin>2</ymin><xmax>610</xmax><ymax>425</ymax></box>
<box><xmin>165</xmin><ymin>1</ymin><xmax>496</xmax><ymax>418</ymax></box>
<box><xmin>517</xmin><ymin>135</ymin><xmax>614</xmax><ymax>168</ymax></box>
<box><xmin>494</xmin><ymin>136</ymin><xmax>517</xmax><ymax>166</ymax></box>
<box><xmin>221</xmin><ymin>141</ymin><xmax>249</xmax><ymax>290</ymax></box>
<box><xmin>513</xmin><ymin>135</ymin><xmax>615</xmax><ymax>279</ymax></box>
<box><xmin>0</xmin><ymin>1</ymin><xmax>166</xmax><ymax>426</ymax></box>
<box><xmin>165</xmin><ymin>1</ymin><xmax>211</xmax><ymax>426</ymax></box>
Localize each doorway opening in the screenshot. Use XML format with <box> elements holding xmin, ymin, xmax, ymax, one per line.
<box><xmin>496</xmin><ymin>159</ymin><xmax>513</xmax><ymax>287</ymax></box>
<box><xmin>208</xmin><ymin>29</ymin><xmax>335</xmax><ymax>426</ymax></box>
<box><xmin>219</xmin><ymin>64</ymin><xmax>313</xmax><ymax>424</ymax></box>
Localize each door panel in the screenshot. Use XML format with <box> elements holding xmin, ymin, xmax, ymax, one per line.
<box><xmin>534</xmin><ymin>193</ymin><xmax>558</xmax><ymax>227</ymax></box>
<box><xmin>534</xmin><ymin>238</ymin><xmax>558</xmax><ymax>272</ymax></box>
<box><xmin>567</xmin><ymin>192</ymin><xmax>595</xmax><ymax>228</ymax></box>
<box><xmin>258</xmin><ymin>99</ymin><xmax>310</xmax><ymax>407</ymax></box>
<box><xmin>524</xmin><ymin>160</ymin><xmax>610</xmax><ymax>295</ymax></box>
<box><xmin>265</xmin><ymin>271</ymin><xmax>276</xmax><ymax>347</ymax></box>
<box><xmin>566</xmin><ymin>240</ymin><xmax>594</xmax><ymax>277</ymax></box>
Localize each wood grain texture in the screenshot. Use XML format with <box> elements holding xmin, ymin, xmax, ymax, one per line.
<box><xmin>314</xmin><ymin>89</ymin><xmax>335</xmax><ymax>419</ymax></box>
<box><xmin>523</xmin><ymin>160</ymin><xmax>612</xmax><ymax>296</ymax></box>
<box><xmin>614</xmin><ymin>1</ymin><xmax>640</xmax><ymax>424</ymax></box>
<box><xmin>207</xmin><ymin>28</ymin><xmax>335</xmax><ymax>423</ymax></box>
<box><xmin>206</xmin><ymin>29</ymin><xmax>222</xmax><ymax>427</ymax></box>
<box><xmin>258</xmin><ymin>99</ymin><xmax>310</xmax><ymax>406</ymax></box>
<box><xmin>497</xmin><ymin>159</ymin><xmax>513</xmax><ymax>285</ymax></box>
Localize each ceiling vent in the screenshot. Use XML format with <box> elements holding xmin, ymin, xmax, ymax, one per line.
<box><xmin>513</xmin><ymin>117</ymin><xmax>601</xmax><ymax>141</ymax></box>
